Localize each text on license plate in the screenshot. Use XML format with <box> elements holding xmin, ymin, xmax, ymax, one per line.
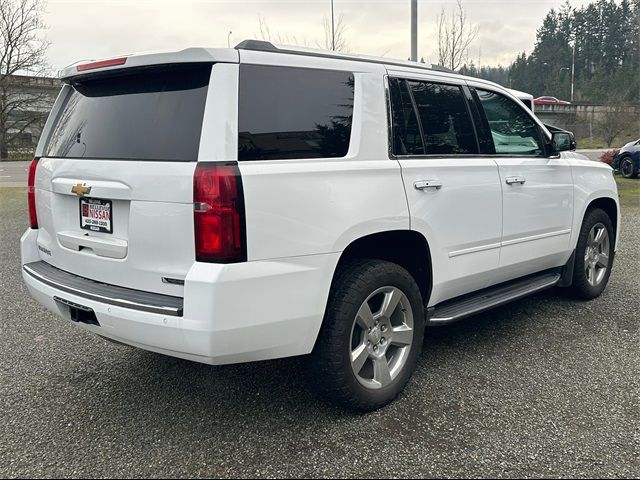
<box><xmin>80</xmin><ymin>198</ymin><xmax>113</xmax><ymax>233</ymax></box>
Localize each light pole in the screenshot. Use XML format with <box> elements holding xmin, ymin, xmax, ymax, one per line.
<box><xmin>227</xmin><ymin>31</ymin><xmax>232</xmax><ymax>48</ymax></box>
<box><xmin>559</xmin><ymin>66</ymin><xmax>574</xmax><ymax>100</ymax></box>
<box><xmin>570</xmin><ymin>41</ymin><xmax>575</xmax><ymax>102</ymax></box>
<box><xmin>542</xmin><ymin>62</ymin><xmax>551</xmax><ymax>92</ymax></box>
<box><xmin>330</xmin><ymin>0</ymin><xmax>335</xmax><ymax>51</ymax></box>
<box><xmin>410</xmin><ymin>0</ymin><xmax>417</xmax><ymax>61</ymax></box>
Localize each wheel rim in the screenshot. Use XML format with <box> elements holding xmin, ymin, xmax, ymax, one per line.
<box><xmin>621</xmin><ymin>158</ymin><xmax>633</xmax><ymax>177</ymax></box>
<box><xmin>349</xmin><ymin>286</ymin><xmax>414</xmax><ymax>390</ymax></box>
<box><xmin>584</xmin><ymin>222</ymin><xmax>610</xmax><ymax>287</ymax></box>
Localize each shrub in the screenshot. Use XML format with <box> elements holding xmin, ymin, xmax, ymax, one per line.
<box><xmin>600</xmin><ymin>148</ymin><xmax>620</xmax><ymax>165</ymax></box>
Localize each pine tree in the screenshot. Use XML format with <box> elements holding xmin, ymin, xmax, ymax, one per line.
<box><xmin>505</xmin><ymin>0</ymin><xmax>639</xmax><ymax>102</ymax></box>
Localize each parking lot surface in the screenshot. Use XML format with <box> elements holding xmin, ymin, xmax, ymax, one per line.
<box><xmin>0</xmin><ymin>161</ymin><xmax>30</xmax><ymax>187</ymax></box>
<box><xmin>0</xmin><ymin>181</ymin><xmax>638</xmax><ymax>478</ymax></box>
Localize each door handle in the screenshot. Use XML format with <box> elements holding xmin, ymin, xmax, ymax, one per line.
<box><xmin>414</xmin><ymin>180</ymin><xmax>442</xmax><ymax>191</ymax></box>
<box><xmin>505</xmin><ymin>176</ymin><xmax>526</xmax><ymax>185</ymax></box>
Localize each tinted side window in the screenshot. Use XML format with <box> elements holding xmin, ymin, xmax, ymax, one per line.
<box><xmin>465</xmin><ymin>88</ymin><xmax>494</xmax><ymax>154</ymax></box>
<box><xmin>238</xmin><ymin>65</ymin><xmax>354</xmax><ymax>161</ymax></box>
<box><xmin>389</xmin><ymin>78</ymin><xmax>424</xmax><ymax>155</ymax></box>
<box><xmin>475</xmin><ymin>89</ymin><xmax>544</xmax><ymax>156</ymax></box>
<box><xmin>407</xmin><ymin>81</ymin><xmax>478</xmax><ymax>155</ymax></box>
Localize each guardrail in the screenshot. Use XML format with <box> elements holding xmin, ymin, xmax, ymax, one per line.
<box><xmin>535</xmin><ymin>104</ymin><xmax>640</xmax><ymax>115</ymax></box>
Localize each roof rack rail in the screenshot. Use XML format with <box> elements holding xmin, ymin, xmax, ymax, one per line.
<box><xmin>234</xmin><ymin>38</ymin><xmax>454</xmax><ymax>74</ymax></box>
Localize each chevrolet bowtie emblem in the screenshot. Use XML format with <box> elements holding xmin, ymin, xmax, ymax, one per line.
<box><xmin>71</xmin><ymin>183</ymin><xmax>91</xmax><ymax>197</ymax></box>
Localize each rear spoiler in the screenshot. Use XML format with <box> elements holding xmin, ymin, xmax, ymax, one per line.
<box><xmin>59</xmin><ymin>47</ymin><xmax>239</xmax><ymax>81</ymax></box>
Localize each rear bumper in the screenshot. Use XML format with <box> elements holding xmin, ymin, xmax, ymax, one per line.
<box><xmin>21</xmin><ymin>228</ymin><xmax>339</xmax><ymax>365</ymax></box>
<box><xmin>23</xmin><ymin>261</ymin><xmax>183</xmax><ymax>316</ymax></box>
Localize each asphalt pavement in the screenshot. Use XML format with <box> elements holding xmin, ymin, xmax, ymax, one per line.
<box><xmin>0</xmin><ymin>161</ymin><xmax>30</xmax><ymax>187</ymax></box>
<box><xmin>575</xmin><ymin>149</ymin><xmax>608</xmax><ymax>162</ymax></box>
<box><xmin>0</xmin><ymin>181</ymin><xmax>638</xmax><ymax>478</ymax></box>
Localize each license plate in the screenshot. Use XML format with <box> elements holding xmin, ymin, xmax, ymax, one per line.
<box><xmin>80</xmin><ymin>198</ymin><xmax>113</xmax><ymax>233</ymax></box>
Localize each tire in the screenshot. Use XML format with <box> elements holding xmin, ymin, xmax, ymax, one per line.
<box><xmin>309</xmin><ymin>259</ymin><xmax>425</xmax><ymax>411</ymax></box>
<box><xmin>567</xmin><ymin>208</ymin><xmax>615</xmax><ymax>300</ymax></box>
<box><xmin>619</xmin><ymin>156</ymin><xmax>639</xmax><ymax>179</ymax></box>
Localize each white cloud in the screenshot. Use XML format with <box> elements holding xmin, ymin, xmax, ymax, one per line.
<box><xmin>44</xmin><ymin>0</ymin><xmax>595</xmax><ymax>71</ymax></box>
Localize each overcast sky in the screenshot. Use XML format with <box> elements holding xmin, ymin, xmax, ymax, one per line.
<box><xmin>44</xmin><ymin>0</ymin><xmax>594</xmax><ymax>72</ymax></box>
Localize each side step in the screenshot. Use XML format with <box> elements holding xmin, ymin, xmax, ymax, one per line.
<box><xmin>429</xmin><ymin>271</ymin><xmax>561</xmax><ymax>325</ymax></box>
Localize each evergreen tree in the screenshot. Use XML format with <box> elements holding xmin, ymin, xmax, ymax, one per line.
<box><xmin>502</xmin><ymin>0</ymin><xmax>640</xmax><ymax>102</ymax></box>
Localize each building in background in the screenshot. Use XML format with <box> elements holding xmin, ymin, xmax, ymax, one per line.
<box><xmin>2</xmin><ymin>75</ymin><xmax>60</xmax><ymax>159</ymax></box>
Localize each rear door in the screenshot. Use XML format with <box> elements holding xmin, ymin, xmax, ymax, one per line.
<box><xmin>388</xmin><ymin>74</ymin><xmax>503</xmax><ymax>305</ymax></box>
<box><xmin>470</xmin><ymin>85</ymin><xmax>574</xmax><ymax>276</ymax></box>
<box><xmin>33</xmin><ymin>63</ymin><xmax>214</xmax><ymax>295</ymax></box>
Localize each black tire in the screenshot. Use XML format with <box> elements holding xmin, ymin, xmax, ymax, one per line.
<box><xmin>567</xmin><ymin>208</ymin><xmax>615</xmax><ymax>300</ymax></box>
<box><xmin>309</xmin><ymin>259</ymin><xmax>425</xmax><ymax>412</ymax></box>
<box><xmin>619</xmin><ymin>156</ymin><xmax>639</xmax><ymax>179</ymax></box>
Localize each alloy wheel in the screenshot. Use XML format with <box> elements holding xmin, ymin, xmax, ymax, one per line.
<box><xmin>621</xmin><ymin>158</ymin><xmax>634</xmax><ymax>178</ymax></box>
<box><xmin>349</xmin><ymin>286</ymin><xmax>414</xmax><ymax>390</ymax></box>
<box><xmin>584</xmin><ymin>222</ymin><xmax>610</xmax><ymax>287</ymax></box>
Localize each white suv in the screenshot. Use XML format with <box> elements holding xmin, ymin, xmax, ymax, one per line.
<box><xmin>21</xmin><ymin>41</ymin><xmax>619</xmax><ymax>411</ymax></box>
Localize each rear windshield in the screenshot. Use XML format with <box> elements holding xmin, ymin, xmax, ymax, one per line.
<box><xmin>45</xmin><ymin>64</ymin><xmax>211</xmax><ymax>161</ymax></box>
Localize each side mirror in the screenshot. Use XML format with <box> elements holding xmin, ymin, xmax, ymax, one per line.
<box><xmin>551</xmin><ymin>131</ymin><xmax>576</xmax><ymax>153</ymax></box>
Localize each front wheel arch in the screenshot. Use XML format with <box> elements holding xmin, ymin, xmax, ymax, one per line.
<box><xmin>566</xmin><ymin>208</ymin><xmax>615</xmax><ymax>299</ymax></box>
<box><xmin>582</xmin><ymin>197</ymin><xmax>618</xmax><ymax>246</ymax></box>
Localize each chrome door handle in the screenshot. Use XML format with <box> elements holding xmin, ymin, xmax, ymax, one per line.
<box><xmin>505</xmin><ymin>176</ymin><xmax>526</xmax><ymax>185</ymax></box>
<box><xmin>414</xmin><ymin>180</ymin><xmax>442</xmax><ymax>191</ymax></box>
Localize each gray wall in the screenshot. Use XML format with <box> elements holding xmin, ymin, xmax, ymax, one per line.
<box><xmin>535</xmin><ymin>104</ymin><xmax>640</xmax><ymax>140</ymax></box>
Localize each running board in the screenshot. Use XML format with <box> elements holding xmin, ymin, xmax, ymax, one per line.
<box><xmin>429</xmin><ymin>271</ymin><xmax>561</xmax><ymax>325</ymax></box>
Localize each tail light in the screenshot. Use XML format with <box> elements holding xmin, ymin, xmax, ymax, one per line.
<box><xmin>193</xmin><ymin>162</ymin><xmax>246</xmax><ymax>263</ymax></box>
<box><xmin>27</xmin><ymin>158</ymin><xmax>39</xmax><ymax>229</ymax></box>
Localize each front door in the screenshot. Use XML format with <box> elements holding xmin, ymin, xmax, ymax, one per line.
<box><xmin>471</xmin><ymin>86</ymin><xmax>574</xmax><ymax>278</ymax></box>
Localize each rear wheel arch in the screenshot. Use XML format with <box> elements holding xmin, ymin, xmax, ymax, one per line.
<box><xmin>332</xmin><ymin>230</ymin><xmax>432</xmax><ymax>307</ymax></box>
<box><xmin>310</xmin><ymin>256</ymin><xmax>426</xmax><ymax>410</ymax></box>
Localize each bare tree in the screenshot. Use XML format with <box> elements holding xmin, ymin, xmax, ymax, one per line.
<box><xmin>437</xmin><ymin>0</ymin><xmax>478</xmax><ymax>71</ymax></box>
<box><xmin>256</xmin><ymin>13</ymin><xmax>349</xmax><ymax>52</ymax></box>
<box><xmin>0</xmin><ymin>0</ymin><xmax>50</xmax><ymax>159</ymax></box>
<box><xmin>319</xmin><ymin>13</ymin><xmax>349</xmax><ymax>52</ymax></box>
<box><xmin>257</xmin><ymin>14</ymin><xmax>307</xmax><ymax>47</ymax></box>
<box><xmin>596</xmin><ymin>99</ymin><xmax>631</xmax><ymax>147</ymax></box>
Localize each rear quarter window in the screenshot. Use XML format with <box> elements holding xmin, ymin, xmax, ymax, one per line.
<box><xmin>238</xmin><ymin>65</ymin><xmax>354</xmax><ymax>161</ymax></box>
<box><xmin>45</xmin><ymin>64</ymin><xmax>211</xmax><ymax>161</ymax></box>
<box><xmin>406</xmin><ymin>80</ymin><xmax>478</xmax><ymax>155</ymax></box>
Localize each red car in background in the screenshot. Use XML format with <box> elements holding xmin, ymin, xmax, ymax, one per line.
<box><xmin>534</xmin><ymin>96</ymin><xmax>571</xmax><ymax>105</ymax></box>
